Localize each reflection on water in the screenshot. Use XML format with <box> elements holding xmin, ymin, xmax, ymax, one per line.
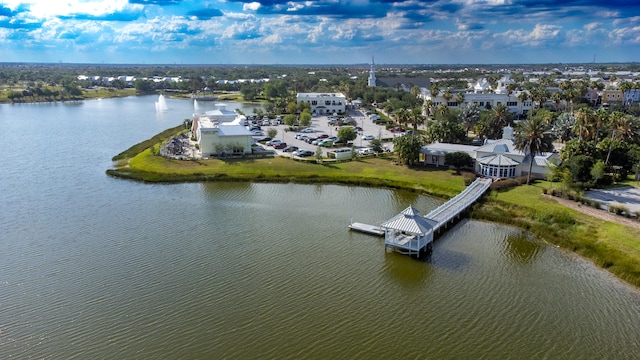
<box><xmin>502</xmin><ymin>232</ymin><xmax>544</xmax><ymax>264</ymax></box>
<box><xmin>383</xmin><ymin>252</ymin><xmax>432</xmax><ymax>287</ymax></box>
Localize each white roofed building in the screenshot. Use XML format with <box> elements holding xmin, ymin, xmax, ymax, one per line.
<box><xmin>420</xmin><ymin>126</ymin><xmax>559</xmax><ymax>179</ymax></box>
<box><xmin>204</xmin><ymin>103</ymin><xmax>239</xmax><ymax>123</ymax></box>
<box><xmin>296</xmin><ymin>92</ymin><xmax>346</xmax><ymax>115</ymax></box>
<box><xmin>192</xmin><ymin>113</ymin><xmax>254</xmax><ymax>158</ymax></box>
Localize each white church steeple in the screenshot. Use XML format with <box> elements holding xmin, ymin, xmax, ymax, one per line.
<box><xmin>368</xmin><ymin>55</ymin><xmax>376</xmax><ymax>87</ymax></box>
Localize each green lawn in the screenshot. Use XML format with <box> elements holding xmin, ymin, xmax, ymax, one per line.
<box><xmin>119</xmin><ymin>151</ymin><xmax>466</xmax><ymax>199</ymax></box>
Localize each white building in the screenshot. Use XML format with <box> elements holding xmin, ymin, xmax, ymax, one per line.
<box><xmin>422</xmin><ymin>75</ymin><xmax>533</xmax><ymax>115</ymax></box>
<box><xmin>420</xmin><ymin>127</ymin><xmax>559</xmax><ymax>179</ymax></box>
<box><xmin>192</xmin><ymin>114</ymin><xmax>254</xmax><ymax>157</ymax></box>
<box><xmin>296</xmin><ymin>93</ymin><xmax>346</xmax><ymax>115</ymax></box>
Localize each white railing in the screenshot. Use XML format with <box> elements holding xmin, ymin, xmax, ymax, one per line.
<box><xmin>426</xmin><ymin>178</ymin><xmax>491</xmax><ymax>230</ymax></box>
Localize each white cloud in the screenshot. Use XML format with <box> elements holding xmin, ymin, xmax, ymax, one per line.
<box><xmin>495</xmin><ymin>24</ymin><xmax>561</xmax><ymax>47</ymax></box>
<box><xmin>3</xmin><ymin>0</ymin><xmax>137</xmax><ymax>18</ymax></box>
<box><xmin>243</xmin><ymin>2</ymin><xmax>261</xmax><ymax>12</ymax></box>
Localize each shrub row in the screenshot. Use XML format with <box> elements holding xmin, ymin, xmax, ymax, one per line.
<box><xmin>489</xmin><ymin>175</ymin><xmax>534</xmax><ymax>191</ymax></box>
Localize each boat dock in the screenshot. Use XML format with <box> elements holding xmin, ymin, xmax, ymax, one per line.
<box><xmin>348</xmin><ymin>222</ymin><xmax>385</xmax><ymax>236</ymax></box>
<box><xmin>349</xmin><ymin>177</ymin><xmax>492</xmax><ymax>256</ymax></box>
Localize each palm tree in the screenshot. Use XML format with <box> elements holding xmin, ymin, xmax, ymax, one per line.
<box><xmin>514</xmin><ymin>116</ymin><xmax>555</xmax><ymax>184</ymax></box>
<box><xmin>531</xmin><ymin>84</ymin><xmax>548</xmax><ymax>110</ymax></box>
<box><xmin>574</xmin><ymin>107</ymin><xmax>595</xmax><ymax>141</ymax></box>
<box><xmin>592</xmin><ymin>108</ymin><xmax>609</xmax><ymax>147</ymax></box>
<box><xmin>492</xmin><ymin>103</ymin><xmax>511</xmax><ymax>126</ymax></box>
<box><xmin>409</xmin><ymin>107</ymin><xmax>425</xmax><ymax>131</ymax></box>
<box><xmin>429</xmin><ymin>84</ymin><xmax>440</xmax><ymax>100</ymax></box>
<box><xmin>456</xmin><ymin>92</ymin><xmax>465</xmax><ymax>107</ymax></box>
<box><xmin>436</xmin><ymin>104</ymin><xmax>450</xmax><ymax>120</ymax></box>
<box><xmin>605</xmin><ymin>112</ymin><xmax>639</xmax><ymax>164</ymax></box>
<box><xmin>443</xmin><ymin>88</ymin><xmax>453</xmax><ymax>103</ymax></box>
<box><xmin>517</xmin><ymin>91</ymin><xmax>529</xmax><ymax>117</ymax></box>
<box><xmin>423</xmin><ymin>99</ymin><xmax>434</xmax><ymax>118</ymax></box>
<box><xmin>394</xmin><ymin>108</ymin><xmax>410</xmax><ymax>128</ymax></box>
<box><xmin>411</xmin><ymin>85</ymin><xmax>421</xmax><ymax>98</ymax></box>
<box><xmin>458</xmin><ymin>102</ymin><xmax>479</xmax><ymax>137</ymax></box>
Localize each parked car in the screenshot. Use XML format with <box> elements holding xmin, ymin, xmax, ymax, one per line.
<box><xmin>305</xmin><ymin>137</ymin><xmax>318</xmax><ymax>144</ymax></box>
<box><xmin>362</xmin><ymin>134</ymin><xmax>374</xmax><ymax>140</ymax></box>
<box><xmin>267</xmin><ymin>139</ymin><xmax>282</xmax><ymax>146</ymax></box>
<box><xmin>301</xmin><ymin>127</ymin><xmax>315</xmax><ymax>133</ymax></box>
<box><xmin>295</xmin><ymin>133</ymin><xmax>305</xmax><ymax>140</ymax></box>
<box><xmin>317</xmin><ymin>134</ymin><xmax>329</xmax><ymax>139</ymax></box>
<box><xmin>249</xmin><ymin>126</ymin><xmax>261</xmax><ymax>131</ymax></box>
<box><xmin>318</xmin><ymin>140</ymin><xmax>334</xmax><ymax>147</ymax></box>
<box><xmin>282</xmin><ymin>145</ymin><xmax>298</xmax><ymax>152</ymax></box>
<box><xmin>358</xmin><ymin>147</ymin><xmax>375</xmax><ymax>155</ymax></box>
<box><xmin>389</xmin><ymin>126</ymin><xmax>405</xmax><ymax>133</ymax></box>
<box><xmin>311</xmin><ymin>138</ymin><xmax>323</xmax><ymax>145</ymax></box>
<box><xmin>251</xmin><ymin>130</ymin><xmax>264</xmax><ymax>136</ymax></box>
<box><xmin>327</xmin><ymin>136</ymin><xmax>339</xmax><ymax>143</ymax></box>
<box><xmin>293</xmin><ymin>149</ymin><xmax>314</xmax><ymax>157</ymax></box>
<box><xmin>273</xmin><ymin>142</ymin><xmax>287</xmax><ymax>149</ymax></box>
<box><xmin>255</xmin><ymin>137</ymin><xmax>271</xmax><ymax>143</ymax></box>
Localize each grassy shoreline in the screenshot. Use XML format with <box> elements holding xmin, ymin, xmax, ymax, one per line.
<box><xmin>107</xmin><ymin>128</ymin><xmax>640</xmax><ymax>288</ymax></box>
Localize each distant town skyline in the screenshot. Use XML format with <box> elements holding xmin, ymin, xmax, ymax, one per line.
<box><xmin>0</xmin><ymin>0</ymin><xmax>639</xmax><ymax>65</ymax></box>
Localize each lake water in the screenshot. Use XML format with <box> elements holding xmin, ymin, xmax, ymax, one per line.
<box><xmin>1</xmin><ymin>96</ymin><xmax>640</xmax><ymax>358</ymax></box>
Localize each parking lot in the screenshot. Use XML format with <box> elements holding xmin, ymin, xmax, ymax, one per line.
<box><xmin>254</xmin><ymin>109</ymin><xmax>397</xmax><ymax>157</ymax></box>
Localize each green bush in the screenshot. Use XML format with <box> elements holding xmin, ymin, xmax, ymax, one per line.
<box><xmin>609</xmin><ymin>204</ymin><xmax>628</xmax><ymax>216</ymax></box>
<box><xmin>462</xmin><ymin>172</ymin><xmax>476</xmax><ymax>186</ymax></box>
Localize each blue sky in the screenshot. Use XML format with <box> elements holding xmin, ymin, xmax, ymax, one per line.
<box><xmin>0</xmin><ymin>0</ymin><xmax>639</xmax><ymax>64</ymax></box>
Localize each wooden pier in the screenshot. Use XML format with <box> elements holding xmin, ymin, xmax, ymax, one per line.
<box><xmin>348</xmin><ymin>178</ymin><xmax>492</xmax><ymax>256</ymax></box>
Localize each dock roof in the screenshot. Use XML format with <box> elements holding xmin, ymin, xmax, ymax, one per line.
<box><xmin>380</xmin><ymin>206</ymin><xmax>437</xmax><ymax>236</ymax></box>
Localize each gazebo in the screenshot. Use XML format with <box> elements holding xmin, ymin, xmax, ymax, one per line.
<box><xmin>380</xmin><ymin>206</ymin><xmax>438</xmax><ymax>256</ymax></box>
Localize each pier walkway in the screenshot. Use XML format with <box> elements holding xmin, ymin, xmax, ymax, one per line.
<box><xmin>349</xmin><ymin>177</ymin><xmax>492</xmax><ymax>256</ymax></box>
<box><xmin>426</xmin><ymin>177</ymin><xmax>492</xmax><ymax>233</ymax></box>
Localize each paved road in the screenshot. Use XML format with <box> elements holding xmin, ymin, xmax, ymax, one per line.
<box><xmin>256</xmin><ymin>109</ymin><xmax>398</xmax><ymax>157</ymax></box>
<box><xmin>584</xmin><ymin>186</ymin><xmax>640</xmax><ymax>213</ymax></box>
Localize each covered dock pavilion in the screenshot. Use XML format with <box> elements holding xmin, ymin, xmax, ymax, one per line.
<box><xmin>380</xmin><ymin>206</ymin><xmax>438</xmax><ymax>257</ymax></box>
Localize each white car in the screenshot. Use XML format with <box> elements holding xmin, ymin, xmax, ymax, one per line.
<box><xmin>362</xmin><ymin>135</ymin><xmax>375</xmax><ymax>140</ymax></box>
<box><xmin>301</xmin><ymin>127</ymin><xmax>315</xmax><ymax>133</ymax></box>
<box><xmin>358</xmin><ymin>148</ymin><xmax>375</xmax><ymax>155</ymax></box>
